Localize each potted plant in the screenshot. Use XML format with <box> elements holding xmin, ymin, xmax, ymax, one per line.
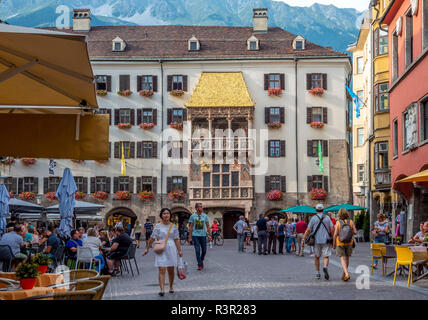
<box><xmin>395</xmin><ymin>236</ymin><xmax>403</xmax><ymax>245</ymax></box>
<box><xmin>267</xmin><ymin>190</ymin><xmax>283</xmax><ymax>201</ymax></box>
<box><xmin>268</xmin><ymin>88</ymin><xmax>282</xmax><ymax>96</ymax></box>
<box><xmin>170</xmin><ymin>89</ymin><xmax>184</xmax><ymax>97</ymax></box>
<box><xmin>309</xmin><ymin>188</ymin><xmax>327</xmax><ymax>200</ymax></box>
<box><xmin>32</xmin><ymin>253</ymin><xmax>53</xmax><ymax>274</ymax></box>
<box><xmin>74</xmin><ymin>192</ymin><xmax>86</xmax><ymax>200</ymax></box>
<box><xmin>267</xmin><ymin>122</ymin><xmax>282</xmax><ymax>129</ymax></box>
<box><xmin>168</xmin><ymin>190</ymin><xmax>186</xmax><ymax>201</ymax></box>
<box><xmin>21</xmin><ymin>158</ymin><xmax>36</xmax><ymax>166</ymax></box>
<box><xmin>1</xmin><ymin>157</ymin><xmax>15</xmax><ymax>166</ymax></box>
<box><xmin>117</xmin><ymin>123</ymin><xmax>132</xmax><ymax>129</ymax></box>
<box><xmin>117</xmin><ymin>89</ymin><xmax>132</xmax><ymax>96</ymax></box>
<box><xmin>19</xmin><ymin>192</ymin><xmax>36</xmax><ymax>200</ymax></box>
<box><xmin>309</xmin><ymin>88</ymin><xmax>325</xmax><ymax>96</ymax></box>
<box><xmin>96</xmin><ymin>90</ymin><xmax>107</xmax><ymax>96</ymax></box>
<box><xmin>169</xmin><ymin>122</ymin><xmax>183</xmax><ymax>130</ymax></box>
<box><xmin>139</xmin><ymin>122</ymin><xmax>155</xmax><ymax>130</ymax></box>
<box><xmin>115</xmin><ymin>191</ymin><xmax>132</xmax><ymax>200</ymax></box>
<box><xmin>310</xmin><ymin>121</ymin><xmax>325</xmax><ymax>129</ymax></box>
<box><xmin>137</xmin><ymin>191</ymin><xmax>154</xmax><ymax>201</ymax></box>
<box><xmin>91</xmin><ymin>191</ymin><xmax>108</xmax><ymax>200</ymax></box>
<box><xmin>44</xmin><ymin>192</ymin><xmax>57</xmax><ymax>201</ymax></box>
<box><xmin>139</xmin><ymin>90</ymin><xmax>153</xmax><ymax>97</ymax></box>
<box><xmin>15</xmin><ymin>263</ymin><xmax>40</xmax><ymax>290</ymax></box>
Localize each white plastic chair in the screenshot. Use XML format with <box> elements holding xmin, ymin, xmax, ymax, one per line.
<box><xmin>75</xmin><ymin>247</ymin><xmax>101</xmax><ymax>271</ymax></box>
<box><xmin>356</xmin><ymin>229</ymin><xmax>365</xmax><ymax>243</ymax></box>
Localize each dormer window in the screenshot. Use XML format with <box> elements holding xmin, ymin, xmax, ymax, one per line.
<box><xmin>188</xmin><ymin>36</ymin><xmax>200</xmax><ymax>51</ymax></box>
<box><xmin>112</xmin><ymin>36</ymin><xmax>126</xmax><ymax>52</ymax></box>
<box><xmin>293</xmin><ymin>35</ymin><xmax>306</xmax><ymax>51</ymax></box>
<box><xmin>247</xmin><ymin>35</ymin><xmax>259</xmax><ymax>51</ymax></box>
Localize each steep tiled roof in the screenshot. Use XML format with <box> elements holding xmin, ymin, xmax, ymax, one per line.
<box><xmin>47</xmin><ymin>25</ymin><xmax>347</xmax><ymax>59</ymax></box>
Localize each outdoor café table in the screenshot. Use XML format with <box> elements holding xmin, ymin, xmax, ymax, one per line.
<box><xmin>384</xmin><ymin>244</ymin><xmax>418</xmax><ymax>276</ymax></box>
<box><xmin>0</xmin><ymin>272</ymin><xmax>64</xmax><ymax>287</ymax></box>
<box><xmin>410</xmin><ymin>246</ymin><xmax>428</xmax><ymax>283</ymax></box>
<box><xmin>0</xmin><ymin>286</ymin><xmax>58</xmax><ymax>300</ymax></box>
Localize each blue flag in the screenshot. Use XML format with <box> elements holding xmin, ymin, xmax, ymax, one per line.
<box><xmin>346</xmin><ymin>84</ymin><xmax>361</xmax><ymax>119</ymax></box>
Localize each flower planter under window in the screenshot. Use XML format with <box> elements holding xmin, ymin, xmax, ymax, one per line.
<box><xmin>139</xmin><ymin>123</ymin><xmax>155</xmax><ymax>130</ymax></box>
<box><xmin>170</xmin><ymin>90</ymin><xmax>184</xmax><ymax>97</ymax></box>
<box><xmin>1</xmin><ymin>157</ymin><xmax>15</xmax><ymax>166</ymax></box>
<box><xmin>168</xmin><ymin>190</ymin><xmax>186</xmax><ymax>201</ymax></box>
<box><xmin>170</xmin><ymin>122</ymin><xmax>183</xmax><ymax>130</ymax></box>
<box><xmin>310</xmin><ymin>121</ymin><xmax>325</xmax><ymax>129</ymax></box>
<box><xmin>117</xmin><ymin>123</ymin><xmax>132</xmax><ymax>129</ymax></box>
<box><xmin>309</xmin><ymin>188</ymin><xmax>327</xmax><ymax>200</ymax></box>
<box><xmin>9</xmin><ymin>192</ymin><xmax>15</xmax><ymax>199</ymax></box>
<box><xmin>96</xmin><ymin>90</ymin><xmax>107</xmax><ymax>96</ymax></box>
<box><xmin>117</xmin><ymin>90</ymin><xmax>132</xmax><ymax>96</ymax></box>
<box><xmin>19</xmin><ymin>192</ymin><xmax>36</xmax><ymax>200</ymax></box>
<box><xmin>45</xmin><ymin>192</ymin><xmax>57</xmax><ymax>201</ymax></box>
<box><xmin>115</xmin><ymin>191</ymin><xmax>132</xmax><ymax>200</ymax></box>
<box><xmin>139</xmin><ymin>90</ymin><xmax>153</xmax><ymax>97</ymax></box>
<box><xmin>267</xmin><ymin>122</ymin><xmax>282</xmax><ymax>129</ymax></box>
<box><xmin>268</xmin><ymin>88</ymin><xmax>282</xmax><ymax>96</ymax></box>
<box><xmin>309</xmin><ymin>88</ymin><xmax>325</xmax><ymax>96</ymax></box>
<box><xmin>91</xmin><ymin>191</ymin><xmax>108</xmax><ymax>200</ymax></box>
<box><xmin>75</xmin><ymin>192</ymin><xmax>86</xmax><ymax>200</ymax></box>
<box><xmin>21</xmin><ymin>158</ymin><xmax>36</xmax><ymax>166</ymax></box>
<box><xmin>137</xmin><ymin>191</ymin><xmax>154</xmax><ymax>201</ymax></box>
<box><xmin>267</xmin><ymin>190</ymin><xmax>283</xmax><ymax>201</ymax></box>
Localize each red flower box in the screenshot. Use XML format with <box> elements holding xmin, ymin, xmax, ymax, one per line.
<box><xmin>21</xmin><ymin>158</ymin><xmax>36</xmax><ymax>166</ymax></box>
<box><xmin>91</xmin><ymin>191</ymin><xmax>108</xmax><ymax>200</ymax></box>
<box><xmin>9</xmin><ymin>192</ymin><xmax>15</xmax><ymax>199</ymax></box>
<box><xmin>137</xmin><ymin>191</ymin><xmax>154</xmax><ymax>201</ymax></box>
<box><xmin>1</xmin><ymin>157</ymin><xmax>15</xmax><ymax>166</ymax></box>
<box><xmin>45</xmin><ymin>192</ymin><xmax>57</xmax><ymax>201</ymax></box>
<box><xmin>115</xmin><ymin>191</ymin><xmax>132</xmax><ymax>200</ymax></box>
<box><xmin>139</xmin><ymin>123</ymin><xmax>155</xmax><ymax>130</ymax></box>
<box><xmin>170</xmin><ymin>122</ymin><xmax>183</xmax><ymax>130</ymax></box>
<box><xmin>267</xmin><ymin>122</ymin><xmax>282</xmax><ymax>129</ymax></box>
<box><xmin>117</xmin><ymin>89</ymin><xmax>132</xmax><ymax>96</ymax></box>
<box><xmin>309</xmin><ymin>188</ymin><xmax>327</xmax><ymax>200</ymax></box>
<box><xmin>75</xmin><ymin>192</ymin><xmax>86</xmax><ymax>200</ymax></box>
<box><xmin>170</xmin><ymin>90</ymin><xmax>184</xmax><ymax>97</ymax></box>
<box><xmin>117</xmin><ymin>123</ymin><xmax>132</xmax><ymax>129</ymax></box>
<box><xmin>310</xmin><ymin>121</ymin><xmax>325</xmax><ymax>129</ymax></box>
<box><xmin>168</xmin><ymin>190</ymin><xmax>186</xmax><ymax>201</ymax></box>
<box><xmin>139</xmin><ymin>90</ymin><xmax>154</xmax><ymax>97</ymax></box>
<box><xmin>267</xmin><ymin>190</ymin><xmax>283</xmax><ymax>201</ymax></box>
<box><xmin>268</xmin><ymin>88</ymin><xmax>282</xmax><ymax>96</ymax></box>
<box><xmin>309</xmin><ymin>88</ymin><xmax>325</xmax><ymax>96</ymax></box>
<box><xmin>96</xmin><ymin>90</ymin><xmax>107</xmax><ymax>96</ymax></box>
<box><xmin>19</xmin><ymin>192</ymin><xmax>36</xmax><ymax>200</ymax></box>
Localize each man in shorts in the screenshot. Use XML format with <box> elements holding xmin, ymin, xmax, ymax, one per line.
<box><xmin>105</xmin><ymin>227</ymin><xmax>132</xmax><ymax>276</ymax></box>
<box><xmin>302</xmin><ymin>204</ymin><xmax>334</xmax><ymax>280</ymax></box>
<box><xmin>144</xmin><ymin>219</ymin><xmax>154</xmax><ymax>247</ymax></box>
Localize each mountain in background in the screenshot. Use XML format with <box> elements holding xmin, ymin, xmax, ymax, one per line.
<box><xmin>0</xmin><ymin>0</ymin><xmax>364</xmax><ymax>52</ymax></box>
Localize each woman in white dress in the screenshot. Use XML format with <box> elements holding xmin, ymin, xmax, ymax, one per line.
<box><xmin>144</xmin><ymin>208</ymin><xmax>183</xmax><ymax>296</ymax></box>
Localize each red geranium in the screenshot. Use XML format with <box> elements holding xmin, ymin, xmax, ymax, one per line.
<box><xmin>75</xmin><ymin>192</ymin><xmax>86</xmax><ymax>200</ymax></box>
<box><xmin>19</xmin><ymin>192</ymin><xmax>36</xmax><ymax>200</ymax></box>
<box><xmin>137</xmin><ymin>191</ymin><xmax>154</xmax><ymax>201</ymax></box>
<box><xmin>170</xmin><ymin>122</ymin><xmax>183</xmax><ymax>130</ymax></box>
<box><xmin>309</xmin><ymin>88</ymin><xmax>325</xmax><ymax>96</ymax></box>
<box><xmin>21</xmin><ymin>158</ymin><xmax>36</xmax><ymax>166</ymax></box>
<box><xmin>168</xmin><ymin>190</ymin><xmax>186</xmax><ymax>201</ymax></box>
<box><xmin>309</xmin><ymin>188</ymin><xmax>327</xmax><ymax>200</ymax></box>
<box><xmin>268</xmin><ymin>88</ymin><xmax>282</xmax><ymax>96</ymax></box>
<box><xmin>115</xmin><ymin>191</ymin><xmax>132</xmax><ymax>200</ymax></box>
<box><xmin>139</xmin><ymin>90</ymin><xmax>153</xmax><ymax>97</ymax></box>
<box><xmin>267</xmin><ymin>190</ymin><xmax>283</xmax><ymax>201</ymax></box>
<box><xmin>117</xmin><ymin>123</ymin><xmax>132</xmax><ymax>129</ymax></box>
<box><xmin>45</xmin><ymin>192</ymin><xmax>57</xmax><ymax>201</ymax></box>
<box><xmin>91</xmin><ymin>191</ymin><xmax>108</xmax><ymax>200</ymax></box>
<box><xmin>117</xmin><ymin>89</ymin><xmax>132</xmax><ymax>96</ymax></box>
<box><xmin>310</xmin><ymin>121</ymin><xmax>325</xmax><ymax>129</ymax></box>
<box><xmin>139</xmin><ymin>123</ymin><xmax>155</xmax><ymax>130</ymax></box>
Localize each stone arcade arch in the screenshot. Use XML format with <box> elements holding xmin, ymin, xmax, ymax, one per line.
<box><xmin>106</xmin><ymin>207</ymin><xmax>137</xmax><ymax>230</ymax></box>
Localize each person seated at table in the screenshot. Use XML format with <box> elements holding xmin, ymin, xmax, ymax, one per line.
<box><xmin>78</xmin><ymin>227</ymin><xmax>87</xmax><ymax>240</ymax></box>
<box><xmin>108</xmin><ymin>228</ymin><xmax>116</xmax><ymax>242</ymax></box>
<box><xmin>66</xmin><ymin>229</ymin><xmax>82</xmax><ymax>259</ymax></box>
<box><xmin>99</xmin><ymin>230</ymin><xmax>111</xmax><ymax>248</ymax></box>
<box><xmin>82</xmin><ymin>228</ymin><xmax>105</xmax><ymax>272</ymax></box>
<box><xmin>0</xmin><ymin>224</ymin><xmax>28</xmax><ymax>268</ymax></box>
<box><xmin>6</xmin><ymin>216</ymin><xmax>18</xmax><ymax>229</ymax></box>
<box><xmin>409</xmin><ymin>223</ymin><xmax>425</xmax><ymax>244</ymax></box>
<box><xmin>105</xmin><ymin>227</ymin><xmax>132</xmax><ymax>276</ymax></box>
<box><xmin>42</xmin><ymin>225</ymin><xmax>60</xmax><ymax>258</ymax></box>
<box><xmin>29</xmin><ymin>228</ymin><xmax>39</xmax><ymax>246</ymax></box>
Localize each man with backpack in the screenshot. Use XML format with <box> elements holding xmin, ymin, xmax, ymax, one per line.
<box><xmin>302</xmin><ymin>204</ymin><xmax>334</xmax><ymax>280</ymax></box>
<box><xmin>332</xmin><ymin>208</ymin><xmax>357</xmax><ymax>281</ymax></box>
<box><xmin>267</xmin><ymin>216</ymin><xmax>278</xmax><ymax>254</ymax></box>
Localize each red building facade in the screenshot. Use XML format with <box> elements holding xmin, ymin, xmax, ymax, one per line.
<box><xmin>382</xmin><ymin>0</ymin><xmax>428</xmax><ymax>239</ymax></box>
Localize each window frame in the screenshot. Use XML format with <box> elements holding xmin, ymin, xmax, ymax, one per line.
<box><xmin>312</xmin><ymin>107</ymin><xmax>323</xmax><ymax>123</ymax></box>
<box><xmin>357</xmin><ymin>128</ymin><xmax>364</xmax><ymax>147</ymax></box>
<box><xmin>95</xmin><ymin>75</ymin><xmax>107</xmax><ymax>91</ymax></box>
<box><xmin>23</xmin><ymin>177</ymin><xmax>36</xmax><ymax>193</ymax></box>
<box><xmin>142</xmin><ymin>109</ymin><xmax>153</xmax><ymax>124</ymax></box>
<box><xmin>379</xmin><ymin>27</ymin><xmax>389</xmax><ymax>55</ymax></box>
<box><xmin>249</xmin><ymin>41</ymin><xmax>257</xmax><ymax>51</ymax></box>
<box><xmin>375</xmin><ymin>82</ymin><xmax>389</xmax><ymax>112</ymax></box>
<box><xmin>374</xmin><ymin>141</ymin><xmax>389</xmax><ymax>170</ymax></box>
<box><xmin>356</xmin><ymin>56</ymin><xmax>363</xmax><ymax>74</ymax></box>
<box><xmin>189</xmin><ymin>41</ymin><xmax>198</xmax><ymax>51</ymax></box>
<box><xmin>172</xmin><ymin>108</ymin><xmax>183</xmax><ymax>123</ymax></box>
<box><xmin>393</xmin><ymin>118</ymin><xmax>399</xmax><ymax>157</ymax></box>
<box><xmin>172</xmin><ymin>75</ymin><xmax>183</xmax><ymax>91</ymax></box>
<box><xmin>119</xmin><ymin>109</ymin><xmax>131</xmax><ymax>124</ymax></box>
<box><xmin>47</xmin><ymin>177</ymin><xmax>61</xmax><ymax>193</ymax></box>
<box><xmin>420</xmin><ymin>97</ymin><xmax>428</xmax><ymax>143</ymax></box>
<box><xmin>95</xmin><ymin>177</ymin><xmax>108</xmax><ymax>193</ymax></box>
<box><xmin>295</xmin><ymin>40</ymin><xmax>303</xmax><ymax>51</ymax></box>
<box><xmin>268</xmin><ymin>74</ymin><xmax>280</xmax><ymax>89</ymax></box>
<box><xmin>269</xmin><ymin>107</ymin><xmax>281</xmax><ymax>123</ymax></box>
<box><xmin>270</xmin><ymin>175</ymin><xmax>281</xmax><ymax>191</ymax></box>
<box><xmin>74</xmin><ymin>176</ymin><xmax>85</xmax><ymax>193</ymax></box>
<box><xmin>172</xmin><ymin>176</ymin><xmax>183</xmax><ymax>192</ymax></box>
<box><xmin>310</xmin><ymin>74</ymin><xmax>322</xmax><ymax>89</ymax></box>
<box><xmin>357</xmin><ymin>164</ymin><xmax>365</xmax><ymax>182</ymax></box>
<box><xmin>142</xmin><ymin>76</ymin><xmax>153</xmax><ymax>91</ymax></box>
<box><xmin>312</xmin><ymin>175</ymin><xmax>323</xmax><ymax>190</ymax></box>
<box><xmin>142</xmin><ymin>141</ymin><xmax>153</xmax><ymax>159</ymax></box>
<box><xmin>118</xmin><ymin>176</ymin><xmax>130</xmax><ymax>192</ymax></box>
<box><xmin>141</xmin><ymin>177</ymin><xmax>153</xmax><ymax>192</ymax></box>
<box><xmin>269</xmin><ymin>140</ymin><xmax>281</xmax><ymax>158</ymax></box>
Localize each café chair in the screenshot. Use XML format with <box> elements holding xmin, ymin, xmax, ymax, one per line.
<box><xmin>75</xmin><ymin>280</ymin><xmax>104</xmax><ymax>300</ymax></box>
<box><xmin>19</xmin><ymin>290</ymin><xmax>97</xmax><ymax>300</ymax></box>
<box><xmin>75</xmin><ymin>246</ymin><xmax>101</xmax><ymax>271</ymax></box>
<box><xmin>90</xmin><ymin>275</ymin><xmax>111</xmax><ymax>300</ymax></box>
<box><xmin>394</xmin><ymin>246</ymin><xmax>415</xmax><ymax>286</ymax></box>
<box><xmin>370</xmin><ymin>243</ymin><xmax>385</xmax><ymax>275</ymax></box>
<box><xmin>0</xmin><ymin>245</ymin><xmax>14</xmax><ymax>272</ymax></box>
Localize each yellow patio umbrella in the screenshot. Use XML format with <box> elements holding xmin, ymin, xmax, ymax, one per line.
<box><xmin>0</xmin><ymin>24</ymin><xmax>108</xmax><ymax>160</ymax></box>
<box><xmin>396</xmin><ymin>170</ymin><xmax>428</xmax><ymax>183</ymax></box>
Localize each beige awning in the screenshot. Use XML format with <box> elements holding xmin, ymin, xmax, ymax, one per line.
<box><xmin>396</xmin><ymin>170</ymin><xmax>428</xmax><ymax>183</ymax></box>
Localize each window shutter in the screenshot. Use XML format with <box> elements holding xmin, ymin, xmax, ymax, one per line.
<box><xmin>322</xmin><ymin>74</ymin><xmax>327</xmax><ymax>90</ymax></box>
<box><xmin>323</xmin><ymin>107</ymin><xmax>328</xmax><ymax>124</ymax></box>
<box><xmin>43</xmin><ymin>178</ymin><xmax>48</xmax><ymax>194</ymax></box>
<box><xmin>107</xmin><ymin>109</ymin><xmax>112</xmax><ymax>125</ymax></box>
<box><xmin>167</xmin><ymin>76</ymin><xmax>172</xmax><ymax>91</ymax></box>
<box><xmin>152</xmin><ymin>177</ymin><xmax>157</xmax><ymax>194</ymax></box>
<box><xmin>153</xmin><ymin>76</ymin><xmax>158</xmax><ymax>92</ymax></box>
<box><xmin>265</xmin><ymin>140</ymin><xmax>269</xmax><ymax>157</ymax></box>
<box><xmin>129</xmin><ymin>177</ymin><xmax>134</xmax><ymax>193</ymax></box>
<box><xmin>106</xmin><ymin>177</ymin><xmax>111</xmax><ymax>194</ymax></box>
<box><xmin>183</xmin><ymin>177</ymin><xmax>188</xmax><ymax>193</ymax></box>
<box><xmin>114</xmin><ymin>142</ymin><xmax>120</xmax><ymax>158</ymax></box>
<box><xmin>136</xmin><ymin>177</ymin><xmax>142</xmax><ymax>193</ymax></box>
<box><xmin>280</xmin><ymin>73</ymin><xmax>285</xmax><ymax>90</ymax></box>
<box><xmin>167</xmin><ymin>177</ymin><xmax>172</xmax><ymax>193</ymax></box>
<box><xmin>130</xmin><ymin>142</ymin><xmax>135</xmax><ymax>158</ymax></box>
<box><xmin>114</xmin><ymin>109</ymin><xmax>120</xmax><ymax>125</ymax></box>
<box><xmin>307</xmin><ymin>176</ymin><xmax>313</xmax><ymax>192</ymax></box>
<box><xmin>109</xmin><ymin>142</ymin><xmax>111</xmax><ymax>158</ymax></box>
<box><xmin>280</xmin><ymin>140</ymin><xmax>286</xmax><ymax>157</ymax></box>
<box><xmin>307</xmin><ymin>107</ymin><xmax>313</xmax><ymax>124</ymax></box>
<box><xmin>167</xmin><ymin>109</ymin><xmax>172</xmax><ymax>124</ymax></box>
<box><xmin>265</xmin><ymin>107</ymin><xmax>270</xmax><ymax>124</ymax></box>
<box><xmin>119</xmin><ymin>75</ymin><xmax>125</xmax><ymax>91</ymax></box>
<box><xmin>17</xmin><ymin>178</ymin><xmax>23</xmax><ymax>194</ymax></box>
<box><xmin>306</xmin><ymin>74</ymin><xmax>312</xmax><ymax>90</ymax></box>
<box><xmin>106</xmin><ymin>76</ymin><xmax>112</xmax><ymax>92</ymax></box>
<box><xmin>323</xmin><ymin>140</ymin><xmax>329</xmax><ymax>157</ymax></box>
<box><xmin>90</xmin><ymin>177</ymin><xmax>95</xmax><ymax>193</ymax></box>
<box><xmin>137</xmin><ymin>76</ymin><xmax>142</xmax><ymax>92</ymax></box>
<box><xmin>153</xmin><ymin>109</ymin><xmax>157</xmax><ymax>125</ymax></box>
<box><xmin>281</xmin><ymin>176</ymin><xmax>286</xmax><ymax>193</ymax></box>
<box><xmin>280</xmin><ymin>107</ymin><xmax>285</xmax><ymax>123</ymax></box>
<box><xmin>113</xmin><ymin>177</ymin><xmax>119</xmax><ymax>193</ymax></box>
<box><xmin>182</xmin><ymin>108</ymin><xmax>187</xmax><ymax>122</ymax></box>
<box><xmin>265</xmin><ymin>176</ymin><xmax>271</xmax><ymax>192</ymax></box>
<box><xmin>11</xmin><ymin>178</ymin><xmax>17</xmax><ymax>194</ymax></box>
<box><xmin>152</xmin><ymin>142</ymin><xmax>158</xmax><ymax>158</ymax></box>
<box><xmin>307</xmin><ymin>140</ymin><xmax>313</xmax><ymax>157</ymax></box>
<box><xmin>137</xmin><ymin>142</ymin><xmax>142</xmax><ymax>158</ymax></box>
<box><xmin>264</xmin><ymin>74</ymin><xmax>269</xmax><ymax>90</ymax></box>
<box><xmin>33</xmin><ymin>178</ymin><xmax>38</xmax><ymax>194</ymax></box>
<box><xmin>83</xmin><ymin>177</ymin><xmax>88</xmax><ymax>193</ymax></box>
<box><xmin>183</xmin><ymin>75</ymin><xmax>188</xmax><ymax>92</ymax></box>
<box><xmin>137</xmin><ymin>109</ymin><xmax>142</xmax><ymax>125</ymax></box>
<box><xmin>130</xmin><ymin>109</ymin><xmax>135</xmax><ymax>125</ymax></box>
<box><xmin>323</xmin><ymin>176</ymin><xmax>329</xmax><ymax>191</ymax></box>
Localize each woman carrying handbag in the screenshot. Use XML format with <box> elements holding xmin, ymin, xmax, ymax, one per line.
<box><xmin>144</xmin><ymin>208</ymin><xmax>183</xmax><ymax>296</ymax></box>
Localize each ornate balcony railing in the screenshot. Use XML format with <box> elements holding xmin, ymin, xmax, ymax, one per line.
<box><xmin>190</xmin><ymin>187</ymin><xmax>253</xmax><ymax>200</ymax></box>
<box><xmin>190</xmin><ymin>138</ymin><xmax>254</xmax><ymax>151</ymax></box>
<box><xmin>374</xmin><ymin>169</ymin><xmax>391</xmax><ymax>187</ymax></box>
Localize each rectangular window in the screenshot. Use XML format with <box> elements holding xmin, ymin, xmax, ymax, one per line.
<box><xmin>95</xmin><ymin>177</ymin><xmax>108</xmax><ymax>192</ymax></box>
<box><xmin>295</xmin><ymin>41</ymin><xmax>303</xmax><ymax>50</ymax></box>
<box><xmin>269</xmin><ymin>140</ymin><xmax>280</xmax><ymax>158</ymax></box>
<box><xmin>231</xmin><ymin>172</ymin><xmax>239</xmax><ymax>187</ymax></box>
<box><xmin>222</xmin><ymin>164</ymin><xmax>229</xmax><ymax>173</ymax></box>
<box><xmin>118</xmin><ymin>176</ymin><xmax>130</xmax><ymax>191</ymax></box>
<box><xmin>212</xmin><ymin>174</ymin><xmax>220</xmax><ymax>187</ymax></box>
<box><xmin>142</xmin><ymin>177</ymin><xmax>153</xmax><ymax>192</ymax></box>
<box><xmin>24</xmin><ymin>177</ymin><xmax>36</xmax><ymax>193</ymax></box>
<box><xmin>393</xmin><ymin>119</ymin><xmax>398</xmax><ymax>157</ymax></box>
<box><xmin>172</xmin><ymin>75</ymin><xmax>183</xmax><ymax>90</ymax></box>
<box><xmin>222</xmin><ymin>174</ymin><xmax>230</xmax><ymax>187</ymax></box>
<box><xmin>74</xmin><ymin>177</ymin><xmax>85</xmax><ymax>193</ymax></box>
<box><xmin>405</xmin><ymin>12</ymin><xmax>414</xmax><ymax>67</ymax></box>
<box><xmin>379</xmin><ymin>27</ymin><xmax>388</xmax><ymax>55</ymax></box>
<box><xmin>95</xmin><ymin>75</ymin><xmax>107</xmax><ymax>91</ymax></box>
<box><xmin>422</xmin><ymin>99</ymin><xmax>428</xmax><ymax>141</ymax></box>
<box><xmin>172</xmin><ymin>177</ymin><xmax>183</xmax><ymax>192</ymax></box>
<box><xmin>269</xmin><ymin>107</ymin><xmax>280</xmax><ymax>123</ymax></box>
<box><xmin>142</xmin><ymin>109</ymin><xmax>153</xmax><ymax>124</ymax></box>
<box><xmin>375</xmin><ymin>142</ymin><xmax>389</xmax><ymax>170</ymax></box>
<box><xmin>312</xmin><ymin>175</ymin><xmax>323</xmax><ymax>190</ymax></box>
<box><xmin>119</xmin><ymin>109</ymin><xmax>131</xmax><ymax>124</ymax></box>
<box><xmin>357</xmin><ymin>56</ymin><xmax>363</xmax><ymax>74</ymax></box>
<box><xmin>393</xmin><ymin>33</ymin><xmax>399</xmax><ymax>80</ymax></box>
<box><xmin>172</xmin><ymin>109</ymin><xmax>183</xmax><ymax>123</ymax></box>
<box><xmin>250</xmin><ymin>41</ymin><xmax>257</xmax><ymax>50</ymax></box>
<box><xmin>375</xmin><ymin>83</ymin><xmax>389</xmax><ymax>112</ymax></box>
<box><xmin>168</xmin><ymin>141</ymin><xmax>183</xmax><ymax>159</ymax></box>
<box><xmin>312</xmin><ymin>107</ymin><xmax>323</xmax><ymax>122</ymax></box>
<box><xmin>424</xmin><ymin>0</ymin><xmax>428</xmax><ymax>49</ymax></box>
<box><xmin>203</xmin><ymin>172</ymin><xmax>211</xmax><ymax>187</ymax></box>
<box><xmin>358</xmin><ymin>165</ymin><xmax>365</xmax><ymax>182</ymax></box>
<box><xmin>270</xmin><ymin>175</ymin><xmax>281</xmax><ymax>191</ymax></box>
<box><xmin>357</xmin><ymin>91</ymin><xmax>364</xmax><ymax>106</ymax></box>
<box><xmin>119</xmin><ymin>141</ymin><xmax>132</xmax><ymax>159</ymax></box>
<box><xmin>47</xmin><ymin>177</ymin><xmax>61</xmax><ymax>192</ymax></box>
<box><xmin>143</xmin><ymin>142</ymin><xmax>153</xmax><ymax>158</ymax></box>
<box><xmin>312</xmin><ymin>140</ymin><xmax>320</xmax><ymax>156</ymax></box>
<box><xmin>114</xmin><ymin>42</ymin><xmax>121</xmax><ymax>51</ymax></box>
<box><xmin>269</xmin><ymin>74</ymin><xmax>280</xmax><ymax>89</ymax></box>
<box><xmin>142</xmin><ymin>76</ymin><xmax>153</xmax><ymax>91</ymax></box>
<box><xmin>4</xmin><ymin>177</ymin><xmax>15</xmax><ymax>194</ymax></box>
<box><xmin>357</xmin><ymin>128</ymin><xmax>364</xmax><ymax>147</ymax></box>
<box><xmin>212</xmin><ymin>164</ymin><xmax>220</xmax><ymax>173</ymax></box>
<box><xmin>311</xmin><ymin>74</ymin><xmax>322</xmax><ymax>89</ymax></box>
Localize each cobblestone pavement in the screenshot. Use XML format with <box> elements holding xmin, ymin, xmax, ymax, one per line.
<box><xmin>103</xmin><ymin>240</ymin><xmax>428</xmax><ymax>300</ymax></box>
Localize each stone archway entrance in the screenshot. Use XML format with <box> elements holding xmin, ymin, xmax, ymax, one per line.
<box><xmin>223</xmin><ymin>209</ymin><xmax>245</xmax><ymax>239</ymax></box>
<box><xmin>106</xmin><ymin>207</ymin><xmax>137</xmax><ymax>232</ymax></box>
<box><xmin>171</xmin><ymin>207</ymin><xmax>191</xmax><ymax>229</ymax></box>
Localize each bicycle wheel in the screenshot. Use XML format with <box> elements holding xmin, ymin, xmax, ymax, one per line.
<box><xmin>215</xmin><ymin>235</ymin><xmax>224</xmax><ymax>246</ymax></box>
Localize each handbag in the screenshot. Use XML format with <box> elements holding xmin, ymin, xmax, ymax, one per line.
<box><xmin>305</xmin><ymin>215</ymin><xmax>324</xmax><ymax>246</ymax></box>
<box><xmin>153</xmin><ymin>223</ymin><xmax>173</xmax><ymax>254</ymax></box>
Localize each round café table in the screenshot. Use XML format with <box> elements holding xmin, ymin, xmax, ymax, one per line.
<box><xmin>0</xmin><ymin>286</ymin><xmax>57</xmax><ymax>300</ymax></box>
<box><xmin>0</xmin><ymin>272</ymin><xmax>64</xmax><ymax>287</ymax></box>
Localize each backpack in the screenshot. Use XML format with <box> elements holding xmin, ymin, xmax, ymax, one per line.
<box><xmin>338</xmin><ymin>219</ymin><xmax>353</xmax><ymax>243</ymax></box>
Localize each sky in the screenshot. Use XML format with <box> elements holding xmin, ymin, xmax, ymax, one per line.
<box><xmin>276</xmin><ymin>0</ymin><xmax>370</xmax><ymax>12</ymax></box>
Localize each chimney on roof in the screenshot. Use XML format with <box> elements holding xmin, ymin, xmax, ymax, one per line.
<box><xmin>73</xmin><ymin>9</ymin><xmax>91</xmax><ymax>32</ymax></box>
<box><xmin>253</xmin><ymin>8</ymin><xmax>268</xmax><ymax>33</ymax></box>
